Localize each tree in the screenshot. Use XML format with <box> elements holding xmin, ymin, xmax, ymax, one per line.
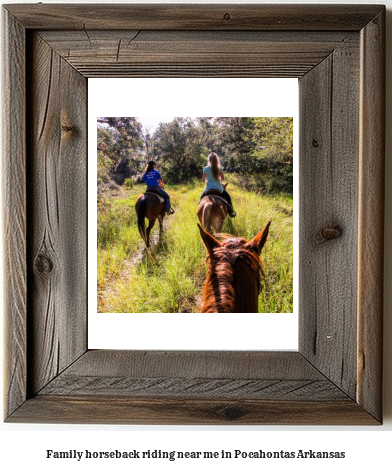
<box><xmin>153</xmin><ymin>118</ymin><xmax>209</xmax><ymax>182</ymax></box>
<box><xmin>215</xmin><ymin>117</ymin><xmax>256</xmax><ymax>173</ymax></box>
<box><xmin>97</xmin><ymin>117</ymin><xmax>144</xmax><ymax>186</ymax></box>
<box><xmin>97</xmin><ymin>125</ymin><xmax>120</xmax><ymax>172</ymax></box>
<box><xmin>252</xmin><ymin>117</ymin><xmax>293</xmax><ymax>172</ymax></box>
<box><xmin>97</xmin><ymin>117</ymin><xmax>143</xmax><ymax>172</ymax></box>
<box><xmin>97</xmin><ymin>117</ymin><xmax>143</xmax><ymax>150</ymax></box>
<box><xmin>143</xmin><ymin>127</ymin><xmax>155</xmax><ymax>160</ymax></box>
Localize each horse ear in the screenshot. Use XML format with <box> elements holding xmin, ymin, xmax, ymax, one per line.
<box><xmin>248</xmin><ymin>221</ymin><xmax>271</xmax><ymax>255</ymax></box>
<box><xmin>197</xmin><ymin>224</ymin><xmax>221</xmax><ymax>253</ymax></box>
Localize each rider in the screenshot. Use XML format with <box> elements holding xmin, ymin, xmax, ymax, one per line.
<box><xmin>200</xmin><ymin>152</ymin><xmax>236</xmax><ymax>218</ymax></box>
<box><xmin>142</xmin><ymin>160</ymin><xmax>174</xmax><ymax>215</ymax></box>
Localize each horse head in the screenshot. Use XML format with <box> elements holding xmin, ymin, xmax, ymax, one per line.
<box><xmin>198</xmin><ymin>221</ymin><xmax>271</xmax><ymax>312</ymax></box>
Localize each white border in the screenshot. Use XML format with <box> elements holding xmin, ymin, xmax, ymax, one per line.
<box><xmin>88</xmin><ymin>78</ymin><xmax>298</xmax><ymax>350</ymax></box>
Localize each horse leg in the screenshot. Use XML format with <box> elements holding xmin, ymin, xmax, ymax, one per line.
<box><xmin>213</xmin><ymin>218</ymin><xmax>222</xmax><ymax>233</ymax></box>
<box><xmin>155</xmin><ymin>215</ymin><xmax>164</xmax><ymax>247</ymax></box>
<box><xmin>158</xmin><ymin>215</ymin><xmax>164</xmax><ymax>232</ymax></box>
<box><xmin>213</xmin><ymin>206</ymin><xmax>227</xmax><ymax>233</ymax></box>
<box><xmin>146</xmin><ymin>218</ymin><xmax>155</xmax><ymax>248</ymax></box>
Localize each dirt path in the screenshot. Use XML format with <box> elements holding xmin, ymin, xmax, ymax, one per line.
<box><xmin>125</xmin><ymin>216</ymin><xmax>171</xmax><ymax>277</ymax></box>
<box><xmin>98</xmin><ymin>213</ymin><xmax>172</xmax><ymax>312</ymax></box>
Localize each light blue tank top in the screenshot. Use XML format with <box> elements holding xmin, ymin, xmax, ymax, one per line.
<box><xmin>203</xmin><ymin>165</ymin><xmax>223</xmax><ymax>192</ymax></box>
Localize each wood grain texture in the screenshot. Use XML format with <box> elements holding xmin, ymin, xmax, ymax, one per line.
<box><xmin>9</xmin><ymin>396</ymin><xmax>379</xmax><ymax>425</ymax></box>
<box><xmin>38</xmin><ymin>30</ymin><xmax>358</xmax><ymax>78</ymax></box>
<box><xmin>2</xmin><ymin>10</ymin><xmax>27</xmax><ymax>419</ymax></box>
<box><xmin>4</xmin><ymin>4</ymin><xmax>384</xmax><ymax>31</ymax></box>
<box><xmin>59</xmin><ymin>350</ymin><xmax>324</xmax><ymax>380</ymax></box>
<box><xmin>357</xmin><ymin>9</ymin><xmax>385</xmax><ymax>423</ymax></box>
<box><xmin>39</xmin><ymin>377</ymin><xmax>347</xmax><ymax>400</ymax></box>
<box><xmin>299</xmin><ymin>39</ymin><xmax>360</xmax><ymax>398</ymax></box>
<box><xmin>47</xmin><ymin>66</ymin><xmax>304</xmax><ymax>79</ymax></box>
<box><xmin>58</xmin><ymin>350</ymin><xmax>326</xmax><ymax>379</ymax></box>
<box><xmin>37</xmin><ymin>351</ymin><xmax>346</xmax><ymax>401</ymax></box>
<box><xmin>27</xmin><ymin>33</ymin><xmax>87</xmax><ymax>395</ymax></box>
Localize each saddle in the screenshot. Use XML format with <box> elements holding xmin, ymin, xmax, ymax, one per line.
<box><xmin>144</xmin><ymin>189</ymin><xmax>165</xmax><ymax>203</ymax></box>
<box><xmin>205</xmin><ymin>189</ymin><xmax>222</xmax><ymax>196</ymax></box>
<box><xmin>199</xmin><ymin>193</ymin><xmax>229</xmax><ymax>207</ymax></box>
<box><xmin>199</xmin><ymin>188</ymin><xmax>236</xmax><ymax>217</ymax></box>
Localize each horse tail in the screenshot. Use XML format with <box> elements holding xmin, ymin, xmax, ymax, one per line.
<box><xmin>202</xmin><ymin>201</ymin><xmax>212</xmax><ymax>232</ymax></box>
<box><xmin>137</xmin><ymin>196</ymin><xmax>147</xmax><ymax>241</ymax></box>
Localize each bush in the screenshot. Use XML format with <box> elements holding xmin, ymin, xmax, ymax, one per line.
<box><xmin>124</xmin><ymin>178</ymin><xmax>134</xmax><ymax>189</ymax></box>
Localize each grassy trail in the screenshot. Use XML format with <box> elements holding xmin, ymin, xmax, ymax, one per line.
<box><xmin>97</xmin><ymin>180</ymin><xmax>293</xmax><ymax>313</ymax></box>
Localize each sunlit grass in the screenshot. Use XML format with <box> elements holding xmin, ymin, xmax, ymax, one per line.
<box><xmin>97</xmin><ymin>178</ymin><xmax>293</xmax><ymax>313</ymax></box>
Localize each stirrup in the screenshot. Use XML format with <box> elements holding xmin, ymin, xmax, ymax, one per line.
<box><xmin>167</xmin><ymin>207</ymin><xmax>175</xmax><ymax>215</ymax></box>
<box><xmin>228</xmin><ymin>209</ymin><xmax>236</xmax><ymax>218</ymax></box>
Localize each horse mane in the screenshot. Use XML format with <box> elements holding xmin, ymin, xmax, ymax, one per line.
<box><xmin>201</xmin><ymin>234</ymin><xmax>263</xmax><ymax>313</ymax></box>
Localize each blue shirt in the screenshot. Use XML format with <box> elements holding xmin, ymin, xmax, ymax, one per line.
<box><xmin>143</xmin><ymin>169</ymin><xmax>162</xmax><ymax>187</ymax></box>
<box><xmin>203</xmin><ymin>165</ymin><xmax>223</xmax><ymax>192</ymax></box>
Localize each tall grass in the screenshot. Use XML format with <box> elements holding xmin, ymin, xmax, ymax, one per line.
<box><xmin>97</xmin><ymin>179</ymin><xmax>293</xmax><ymax>313</ymax></box>
<box><xmin>97</xmin><ymin>185</ymin><xmax>143</xmax><ymax>292</ymax></box>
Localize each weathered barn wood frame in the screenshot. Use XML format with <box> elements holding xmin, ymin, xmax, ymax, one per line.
<box><xmin>3</xmin><ymin>4</ymin><xmax>385</xmax><ymax>424</ymax></box>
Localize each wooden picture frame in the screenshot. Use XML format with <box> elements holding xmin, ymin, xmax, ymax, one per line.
<box><xmin>3</xmin><ymin>4</ymin><xmax>385</xmax><ymax>424</ymax></box>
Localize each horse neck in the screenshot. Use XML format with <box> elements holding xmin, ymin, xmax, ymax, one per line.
<box><xmin>201</xmin><ymin>259</ymin><xmax>235</xmax><ymax>313</ymax></box>
<box><xmin>201</xmin><ymin>248</ymin><xmax>259</xmax><ymax>313</ymax></box>
<box><xmin>232</xmin><ymin>259</ymin><xmax>259</xmax><ymax>312</ymax></box>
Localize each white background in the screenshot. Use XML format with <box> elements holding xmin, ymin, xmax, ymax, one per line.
<box><xmin>89</xmin><ymin>78</ymin><xmax>299</xmax><ymax>351</ymax></box>
<box><xmin>1</xmin><ymin>0</ymin><xmax>391</xmax><ymax>473</ymax></box>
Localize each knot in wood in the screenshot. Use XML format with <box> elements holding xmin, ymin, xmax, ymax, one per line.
<box><xmin>223</xmin><ymin>13</ymin><xmax>231</xmax><ymax>21</ymax></box>
<box><xmin>61</xmin><ymin>124</ymin><xmax>77</xmax><ymax>133</ymax></box>
<box><xmin>34</xmin><ymin>252</ymin><xmax>53</xmax><ymax>274</ymax></box>
<box><xmin>223</xmin><ymin>405</ymin><xmax>244</xmax><ymax>420</ymax></box>
<box><xmin>314</xmin><ymin>225</ymin><xmax>342</xmax><ymax>245</ymax></box>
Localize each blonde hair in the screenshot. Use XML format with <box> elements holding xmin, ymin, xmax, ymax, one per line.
<box><xmin>208</xmin><ymin>152</ymin><xmax>220</xmax><ymax>180</ymax></box>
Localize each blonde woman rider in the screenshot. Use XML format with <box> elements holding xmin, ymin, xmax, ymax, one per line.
<box><xmin>200</xmin><ymin>152</ymin><xmax>236</xmax><ymax>218</ymax></box>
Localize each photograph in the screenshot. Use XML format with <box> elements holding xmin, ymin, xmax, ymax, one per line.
<box><xmin>97</xmin><ymin>116</ymin><xmax>293</xmax><ymax>314</ymax></box>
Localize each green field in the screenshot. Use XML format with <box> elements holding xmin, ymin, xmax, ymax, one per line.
<box><xmin>97</xmin><ymin>178</ymin><xmax>293</xmax><ymax>313</ymax></box>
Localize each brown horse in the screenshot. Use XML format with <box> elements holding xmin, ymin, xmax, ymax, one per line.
<box><xmin>198</xmin><ymin>221</ymin><xmax>271</xmax><ymax>313</ymax></box>
<box><xmin>135</xmin><ymin>191</ymin><xmax>165</xmax><ymax>247</ymax></box>
<box><xmin>197</xmin><ymin>183</ymin><xmax>229</xmax><ymax>233</ymax></box>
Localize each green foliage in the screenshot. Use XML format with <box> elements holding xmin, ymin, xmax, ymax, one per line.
<box><xmin>97</xmin><ymin>117</ymin><xmax>143</xmax><ymax>155</ymax></box>
<box><xmin>215</xmin><ymin>117</ymin><xmax>256</xmax><ymax>173</ymax></box>
<box><xmin>124</xmin><ymin>178</ymin><xmax>134</xmax><ymax>189</ymax></box>
<box><xmin>97</xmin><ymin>117</ymin><xmax>144</xmax><ymax>185</ymax></box>
<box><xmin>97</xmin><ymin>116</ymin><xmax>294</xmax><ymax>193</ymax></box>
<box><xmin>97</xmin><ymin>126</ymin><xmax>119</xmax><ymax>172</ymax></box>
<box><xmin>97</xmin><ymin>151</ymin><xmax>112</xmax><ymax>184</ymax></box>
<box><xmin>252</xmin><ymin>117</ymin><xmax>293</xmax><ymax>191</ymax></box>
<box><xmin>153</xmin><ymin>118</ymin><xmax>208</xmax><ymax>183</ymax></box>
<box><xmin>253</xmin><ymin>117</ymin><xmax>293</xmax><ymax>160</ymax></box>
